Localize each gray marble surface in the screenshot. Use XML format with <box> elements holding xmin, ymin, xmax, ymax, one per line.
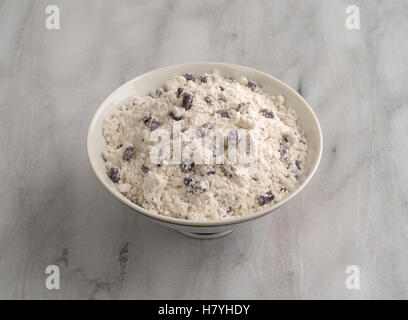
<box><xmin>0</xmin><ymin>0</ymin><xmax>407</xmax><ymax>299</ymax></box>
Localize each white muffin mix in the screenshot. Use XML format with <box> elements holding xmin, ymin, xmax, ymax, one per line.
<box><xmin>102</xmin><ymin>70</ymin><xmax>308</xmax><ymax>220</ymax></box>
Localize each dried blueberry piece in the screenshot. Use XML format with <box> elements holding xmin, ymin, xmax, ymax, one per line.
<box><xmin>295</xmin><ymin>160</ymin><xmax>301</xmax><ymax>170</ymax></box>
<box><xmin>280</xmin><ymin>146</ymin><xmax>289</xmax><ymax>160</ymax></box>
<box><xmin>169</xmin><ymin>111</ymin><xmax>184</xmax><ymax>121</ymax></box>
<box><xmin>226</xmin><ymin>206</ymin><xmax>234</xmax><ymax>213</ymax></box>
<box><xmin>183</xmin><ymin>177</ymin><xmax>192</xmax><ymax>185</ymax></box>
<box><xmin>177</xmin><ymin>87</ymin><xmax>185</xmax><ymax>97</ymax></box>
<box><xmin>108</xmin><ymin>167</ymin><xmax>120</xmax><ymax>182</ymax></box>
<box><xmin>258</xmin><ymin>191</ymin><xmax>275</xmax><ymax>206</ymax></box>
<box><xmin>196</xmin><ymin>122</ymin><xmax>214</xmax><ymax>138</ymax></box>
<box><xmin>237</xmin><ymin>102</ymin><xmax>249</xmax><ymax>112</ymax></box>
<box><xmin>190</xmin><ymin>180</ymin><xmax>206</xmax><ymax>193</ymax></box>
<box><xmin>247</xmin><ymin>81</ymin><xmax>257</xmax><ymax>90</ymax></box>
<box><xmin>181</xmin><ymin>93</ymin><xmax>193</xmax><ymax>110</ymax></box>
<box><xmin>221</xmin><ymin>166</ymin><xmax>234</xmax><ymax>178</ymax></box>
<box><xmin>261</xmin><ymin>109</ymin><xmax>275</xmax><ymax>119</ymax></box>
<box><xmin>203</xmin><ymin>122</ymin><xmax>214</xmax><ymax>129</ymax></box>
<box><xmin>150</xmin><ymin>119</ymin><xmax>160</xmax><ymax>131</ymax></box>
<box><xmin>204</xmin><ymin>95</ymin><xmax>213</xmax><ymax>105</ymax></box>
<box><xmin>142</xmin><ymin>164</ymin><xmax>150</xmax><ymax>173</ymax></box>
<box><xmin>184</xmin><ymin>73</ymin><xmax>195</xmax><ymax>82</ymax></box>
<box><xmin>206</xmin><ymin>170</ymin><xmax>216</xmax><ymax>176</ymax></box>
<box><xmin>155</xmin><ymin>88</ymin><xmax>164</xmax><ymax>97</ymax></box>
<box><xmin>122</xmin><ymin>146</ymin><xmax>135</xmax><ymax>161</ymax></box>
<box><xmin>200</xmin><ymin>75</ymin><xmax>208</xmax><ymax>83</ymax></box>
<box><xmin>143</xmin><ymin>115</ymin><xmax>161</xmax><ymax>131</ymax></box>
<box><xmin>219</xmin><ymin>86</ymin><xmax>225</xmax><ymax>91</ymax></box>
<box><xmin>143</xmin><ymin>115</ymin><xmax>151</xmax><ymax>124</ymax></box>
<box><xmin>180</xmin><ymin>162</ymin><xmax>194</xmax><ymax>173</ymax></box>
<box><xmin>228</xmin><ymin>130</ymin><xmax>239</xmax><ymax>145</ymax></box>
<box><xmin>216</xmin><ymin>109</ymin><xmax>230</xmax><ymax>118</ymax></box>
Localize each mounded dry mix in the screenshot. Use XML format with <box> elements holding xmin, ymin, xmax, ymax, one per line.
<box><xmin>102</xmin><ymin>70</ymin><xmax>308</xmax><ymax>220</ymax></box>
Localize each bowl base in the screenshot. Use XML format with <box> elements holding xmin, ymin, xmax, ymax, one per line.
<box><xmin>178</xmin><ymin>229</ymin><xmax>234</xmax><ymax>239</ymax></box>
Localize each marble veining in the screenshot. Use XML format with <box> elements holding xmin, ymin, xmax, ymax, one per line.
<box><xmin>0</xmin><ymin>0</ymin><xmax>407</xmax><ymax>299</ymax></box>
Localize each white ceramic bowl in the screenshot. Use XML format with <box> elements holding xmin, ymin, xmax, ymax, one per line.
<box><xmin>87</xmin><ymin>62</ymin><xmax>322</xmax><ymax>239</ymax></box>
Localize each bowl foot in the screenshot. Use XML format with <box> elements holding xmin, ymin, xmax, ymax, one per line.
<box><xmin>178</xmin><ymin>229</ymin><xmax>234</xmax><ymax>239</ymax></box>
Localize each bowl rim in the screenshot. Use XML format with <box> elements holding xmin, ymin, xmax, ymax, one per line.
<box><xmin>87</xmin><ymin>62</ymin><xmax>323</xmax><ymax>227</ymax></box>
